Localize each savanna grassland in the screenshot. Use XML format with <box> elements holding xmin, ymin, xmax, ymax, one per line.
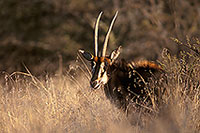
<box><xmin>0</xmin><ymin>38</ymin><xmax>199</xmax><ymax>133</ymax></box>
<box><xmin>0</xmin><ymin>0</ymin><xmax>200</xmax><ymax>133</ymax></box>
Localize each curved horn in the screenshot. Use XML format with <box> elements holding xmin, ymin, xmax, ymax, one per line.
<box><xmin>94</xmin><ymin>12</ymin><xmax>103</xmax><ymax>57</ymax></box>
<box><xmin>102</xmin><ymin>11</ymin><xmax>118</xmax><ymax>57</ymax></box>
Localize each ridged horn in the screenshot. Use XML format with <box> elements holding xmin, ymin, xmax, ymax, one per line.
<box><xmin>102</xmin><ymin>11</ymin><xmax>118</xmax><ymax>57</ymax></box>
<box><xmin>94</xmin><ymin>12</ymin><xmax>103</xmax><ymax>57</ymax></box>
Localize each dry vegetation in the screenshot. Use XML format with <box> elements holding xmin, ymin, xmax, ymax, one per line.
<box><xmin>0</xmin><ymin>38</ymin><xmax>199</xmax><ymax>133</ymax></box>
<box><xmin>0</xmin><ymin>0</ymin><xmax>200</xmax><ymax>132</ymax></box>
<box><xmin>0</xmin><ymin>68</ymin><xmax>125</xmax><ymax>132</ymax></box>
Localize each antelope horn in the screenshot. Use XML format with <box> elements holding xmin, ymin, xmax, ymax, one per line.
<box><xmin>94</xmin><ymin>12</ymin><xmax>103</xmax><ymax>57</ymax></box>
<box><xmin>102</xmin><ymin>11</ymin><xmax>118</xmax><ymax>57</ymax></box>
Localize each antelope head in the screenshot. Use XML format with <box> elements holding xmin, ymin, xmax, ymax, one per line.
<box><xmin>79</xmin><ymin>12</ymin><xmax>121</xmax><ymax>89</ymax></box>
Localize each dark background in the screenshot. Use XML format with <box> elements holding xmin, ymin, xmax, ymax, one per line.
<box><xmin>0</xmin><ymin>0</ymin><xmax>199</xmax><ymax>75</ymax></box>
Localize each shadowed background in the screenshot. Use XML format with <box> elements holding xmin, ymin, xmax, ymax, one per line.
<box><xmin>0</xmin><ymin>0</ymin><xmax>200</xmax><ymax>75</ymax></box>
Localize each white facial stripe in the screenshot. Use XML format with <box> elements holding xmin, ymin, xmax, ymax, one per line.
<box><xmin>98</xmin><ymin>63</ymin><xmax>104</xmax><ymax>78</ymax></box>
<box><xmin>101</xmin><ymin>71</ymin><xmax>108</xmax><ymax>84</ymax></box>
<box><xmin>91</xmin><ymin>62</ymin><xmax>96</xmax><ymax>74</ymax></box>
<box><xmin>91</xmin><ymin>61</ymin><xmax>108</xmax><ymax>89</ymax></box>
<box><xmin>95</xmin><ymin>71</ymin><xmax>108</xmax><ymax>85</ymax></box>
<box><xmin>97</xmin><ymin>62</ymin><xmax>108</xmax><ymax>84</ymax></box>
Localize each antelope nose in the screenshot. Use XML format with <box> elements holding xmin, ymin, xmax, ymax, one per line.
<box><xmin>90</xmin><ymin>80</ymin><xmax>98</xmax><ymax>89</ymax></box>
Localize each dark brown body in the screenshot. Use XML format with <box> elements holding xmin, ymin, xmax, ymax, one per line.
<box><xmin>104</xmin><ymin>59</ymin><xmax>163</xmax><ymax>110</ymax></box>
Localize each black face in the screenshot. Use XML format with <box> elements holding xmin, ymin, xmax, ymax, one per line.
<box><xmin>90</xmin><ymin>57</ymin><xmax>110</xmax><ymax>89</ymax></box>
<box><xmin>79</xmin><ymin>46</ymin><xmax>121</xmax><ymax>89</ymax></box>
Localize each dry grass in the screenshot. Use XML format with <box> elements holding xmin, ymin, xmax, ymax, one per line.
<box><xmin>0</xmin><ymin>72</ymin><xmax>127</xmax><ymax>133</ymax></box>
<box><xmin>0</xmin><ymin>38</ymin><xmax>199</xmax><ymax>133</ymax></box>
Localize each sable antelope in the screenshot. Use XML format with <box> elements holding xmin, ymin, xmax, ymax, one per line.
<box><xmin>79</xmin><ymin>12</ymin><xmax>163</xmax><ymax>110</ymax></box>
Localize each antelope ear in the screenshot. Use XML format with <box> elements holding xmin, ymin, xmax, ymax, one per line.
<box><xmin>79</xmin><ymin>50</ymin><xmax>94</xmax><ymax>61</ymax></box>
<box><xmin>109</xmin><ymin>46</ymin><xmax>121</xmax><ymax>64</ymax></box>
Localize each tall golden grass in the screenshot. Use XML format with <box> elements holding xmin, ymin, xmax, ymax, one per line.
<box><xmin>0</xmin><ymin>38</ymin><xmax>199</xmax><ymax>133</ymax></box>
